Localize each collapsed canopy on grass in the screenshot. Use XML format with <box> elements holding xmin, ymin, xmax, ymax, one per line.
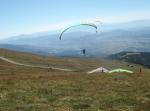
<box><xmin>109</xmin><ymin>68</ymin><xmax>133</xmax><ymax>73</ymax></box>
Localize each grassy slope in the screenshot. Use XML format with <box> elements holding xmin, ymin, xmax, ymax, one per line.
<box><xmin>0</xmin><ymin>48</ymin><xmax>150</xmax><ymax>111</ymax></box>
<box><xmin>0</xmin><ymin>49</ymin><xmax>144</xmax><ymax>72</ymax></box>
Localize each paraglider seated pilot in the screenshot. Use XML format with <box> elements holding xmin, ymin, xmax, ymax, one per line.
<box><xmin>82</xmin><ymin>49</ymin><xmax>86</xmax><ymax>55</ymax></box>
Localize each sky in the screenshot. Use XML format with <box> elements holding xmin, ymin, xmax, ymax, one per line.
<box><xmin>0</xmin><ymin>0</ymin><xmax>150</xmax><ymax>38</ymax></box>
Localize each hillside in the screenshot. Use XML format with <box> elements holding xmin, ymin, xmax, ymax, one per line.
<box><xmin>108</xmin><ymin>51</ymin><xmax>150</xmax><ymax>68</ymax></box>
<box><xmin>0</xmin><ymin>48</ymin><xmax>143</xmax><ymax>72</ymax></box>
<box><xmin>0</xmin><ymin>49</ymin><xmax>150</xmax><ymax>111</ymax></box>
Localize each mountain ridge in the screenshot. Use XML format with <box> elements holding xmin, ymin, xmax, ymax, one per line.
<box><xmin>108</xmin><ymin>51</ymin><xmax>150</xmax><ymax>68</ymax></box>
<box><xmin>0</xmin><ymin>20</ymin><xmax>150</xmax><ymax>57</ymax></box>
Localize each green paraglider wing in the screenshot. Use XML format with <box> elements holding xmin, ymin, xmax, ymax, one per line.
<box><xmin>59</xmin><ymin>23</ymin><xmax>98</xmax><ymax>40</ymax></box>
<box><xmin>109</xmin><ymin>68</ymin><xmax>133</xmax><ymax>73</ymax></box>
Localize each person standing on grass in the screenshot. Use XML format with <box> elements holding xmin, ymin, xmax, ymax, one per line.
<box><xmin>140</xmin><ymin>68</ymin><xmax>142</xmax><ymax>73</ymax></box>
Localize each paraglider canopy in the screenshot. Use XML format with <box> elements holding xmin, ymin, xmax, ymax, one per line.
<box><xmin>109</xmin><ymin>68</ymin><xmax>133</xmax><ymax>73</ymax></box>
<box><xmin>59</xmin><ymin>22</ymin><xmax>99</xmax><ymax>40</ymax></box>
<box><xmin>88</xmin><ymin>67</ymin><xmax>109</xmax><ymax>74</ymax></box>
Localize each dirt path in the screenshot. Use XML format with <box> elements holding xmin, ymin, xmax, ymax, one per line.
<box><xmin>0</xmin><ymin>56</ymin><xmax>74</xmax><ymax>72</ymax></box>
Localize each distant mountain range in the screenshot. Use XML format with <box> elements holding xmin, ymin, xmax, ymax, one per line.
<box><xmin>108</xmin><ymin>51</ymin><xmax>150</xmax><ymax>68</ymax></box>
<box><xmin>0</xmin><ymin>20</ymin><xmax>150</xmax><ymax>57</ymax></box>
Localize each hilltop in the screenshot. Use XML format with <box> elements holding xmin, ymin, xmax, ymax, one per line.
<box><xmin>0</xmin><ymin>48</ymin><xmax>150</xmax><ymax>111</ymax></box>
<box><xmin>0</xmin><ymin>48</ymin><xmax>143</xmax><ymax>72</ymax></box>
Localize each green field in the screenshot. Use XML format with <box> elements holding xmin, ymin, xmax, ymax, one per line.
<box><xmin>0</xmin><ymin>49</ymin><xmax>150</xmax><ymax>111</ymax></box>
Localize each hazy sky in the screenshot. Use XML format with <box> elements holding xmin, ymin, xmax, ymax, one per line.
<box><xmin>0</xmin><ymin>0</ymin><xmax>150</xmax><ymax>38</ymax></box>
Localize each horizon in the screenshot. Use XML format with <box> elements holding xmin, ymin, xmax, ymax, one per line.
<box><xmin>0</xmin><ymin>0</ymin><xmax>150</xmax><ymax>38</ymax></box>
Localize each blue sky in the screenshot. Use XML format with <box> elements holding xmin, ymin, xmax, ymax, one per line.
<box><xmin>0</xmin><ymin>0</ymin><xmax>150</xmax><ymax>38</ymax></box>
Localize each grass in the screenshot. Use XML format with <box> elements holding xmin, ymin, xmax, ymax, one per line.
<box><xmin>0</xmin><ymin>73</ymin><xmax>150</xmax><ymax>111</ymax></box>
<box><xmin>0</xmin><ymin>48</ymin><xmax>150</xmax><ymax>111</ymax></box>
